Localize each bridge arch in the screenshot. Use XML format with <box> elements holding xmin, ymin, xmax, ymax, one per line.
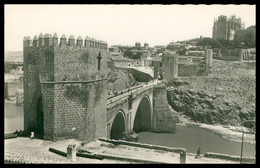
<box><xmin>133</xmin><ymin>94</ymin><xmax>152</xmax><ymax>133</ymax></box>
<box><xmin>110</xmin><ymin>110</ymin><xmax>127</xmax><ymax>140</ymax></box>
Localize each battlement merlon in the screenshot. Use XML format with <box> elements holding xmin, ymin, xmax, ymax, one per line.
<box><xmin>23</xmin><ymin>33</ymin><xmax>108</xmax><ymax>50</ymax></box>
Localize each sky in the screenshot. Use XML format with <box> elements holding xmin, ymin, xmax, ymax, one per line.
<box><xmin>5</xmin><ymin>4</ymin><xmax>255</xmax><ymax>51</ymax></box>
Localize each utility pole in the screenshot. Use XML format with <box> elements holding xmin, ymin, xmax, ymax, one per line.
<box><xmin>240</xmin><ymin>120</ymin><xmax>254</xmax><ymax>164</ymax></box>
<box><xmin>240</xmin><ymin>132</ymin><xmax>244</xmax><ymax>164</ymax></box>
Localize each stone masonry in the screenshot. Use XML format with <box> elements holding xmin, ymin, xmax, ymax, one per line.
<box><xmin>153</xmin><ymin>84</ymin><xmax>176</xmax><ymax>133</ymax></box>
<box><xmin>23</xmin><ymin>33</ymin><xmax>108</xmax><ymax>142</ymax></box>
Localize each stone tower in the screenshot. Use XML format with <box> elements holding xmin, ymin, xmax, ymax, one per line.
<box><xmin>212</xmin><ymin>15</ymin><xmax>244</xmax><ymax>40</ymax></box>
<box><xmin>23</xmin><ymin>33</ymin><xmax>108</xmax><ymax>142</ymax></box>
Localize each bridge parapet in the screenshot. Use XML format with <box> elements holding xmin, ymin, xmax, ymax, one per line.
<box><xmin>107</xmin><ymin>80</ymin><xmax>160</xmax><ymax>105</ymax></box>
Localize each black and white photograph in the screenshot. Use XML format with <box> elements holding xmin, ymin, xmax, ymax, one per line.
<box><xmin>4</xmin><ymin>4</ymin><xmax>255</xmax><ymax>164</ymax></box>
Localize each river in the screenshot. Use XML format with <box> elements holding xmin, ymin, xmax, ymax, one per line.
<box><xmin>138</xmin><ymin>125</ymin><xmax>255</xmax><ymax>158</ymax></box>
<box><xmin>4</xmin><ymin>102</ymin><xmax>255</xmax><ymax>158</ymax></box>
<box><xmin>4</xmin><ymin>102</ymin><xmax>24</xmax><ymax>134</ymax></box>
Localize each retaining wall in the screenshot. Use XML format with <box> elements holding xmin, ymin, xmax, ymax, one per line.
<box><xmin>204</xmin><ymin>152</ymin><xmax>255</xmax><ymax>163</ymax></box>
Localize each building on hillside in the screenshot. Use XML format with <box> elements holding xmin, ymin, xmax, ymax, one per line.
<box><xmin>152</xmin><ymin>50</ymin><xmax>213</xmax><ymax>80</ymax></box>
<box><xmin>146</xmin><ymin>56</ymin><xmax>153</xmax><ymax>66</ymax></box>
<box><xmin>5</xmin><ymin>61</ymin><xmax>24</xmax><ymax>73</ymax></box>
<box><xmin>212</xmin><ymin>15</ymin><xmax>245</xmax><ymax>40</ymax></box>
<box><xmin>144</xmin><ymin>43</ymin><xmax>149</xmax><ymax>49</ymax></box>
<box><xmin>131</xmin><ymin>49</ymin><xmax>151</xmax><ymax>66</ymax></box>
<box><xmin>140</xmin><ymin>53</ymin><xmax>148</xmax><ymax>66</ymax></box>
<box><xmin>109</xmin><ymin>46</ymin><xmax>121</xmax><ymax>52</ymax></box>
<box><xmin>109</xmin><ymin>52</ymin><xmax>124</xmax><ymax>58</ymax></box>
<box><xmin>187</xmin><ymin>51</ymin><xmax>205</xmax><ymax>57</ymax></box>
<box><xmin>109</xmin><ymin>57</ymin><xmax>135</xmax><ymax>68</ymax></box>
<box><xmin>108</xmin><ymin>46</ymin><xmax>124</xmax><ymax>57</ymax></box>
<box><xmin>153</xmin><ymin>45</ymin><xmax>166</xmax><ymax>54</ymax></box>
<box><xmin>135</xmin><ymin>42</ymin><xmax>141</xmax><ymax>48</ymax></box>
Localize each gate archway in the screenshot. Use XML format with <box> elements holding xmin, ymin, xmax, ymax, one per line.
<box><xmin>133</xmin><ymin>96</ymin><xmax>152</xmax><ymax>133</ymax></box>
<box><xmin>110</xmin><ymin>111</ymin><xmax>126</xmax><ymax>140</ymax></box>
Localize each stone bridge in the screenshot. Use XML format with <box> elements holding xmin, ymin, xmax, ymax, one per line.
<box><xmin>22</xmin><ymin>33</ymin><xmax>175</xmax><ymax>142</ymax></box>
<box><xmin>106</xmin><ymin>80</ymin><xmax>176</xmax><ymax>139</ymax></box>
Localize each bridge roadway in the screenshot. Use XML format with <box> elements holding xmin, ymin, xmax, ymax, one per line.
<box><xmin>107</xmin><ymin>79</ymin><xmax>162</xmax><ymax>105</ymax></box>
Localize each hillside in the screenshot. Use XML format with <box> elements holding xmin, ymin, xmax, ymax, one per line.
<box><xmin>167</xmin><ymin>59</ymin><xmax>255</xmax><ymax>132</ymax></box>
<box><xmin>107</xmin><ymin>69</ymin><xmax>139</xmax><ymax>93</ymax></box>
<box><xmin>5</xmin><ymin>51</ymin><xmax>23</xmax><ymax>62</ymax></box>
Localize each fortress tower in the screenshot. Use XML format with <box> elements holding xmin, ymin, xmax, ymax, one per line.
<box><xmin>23</xmin><ymin>33</ymin><xmax>108</xmax><ymax>142</ymax></box>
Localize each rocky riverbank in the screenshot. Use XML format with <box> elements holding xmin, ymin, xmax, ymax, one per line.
<box><xmin>166</xmin><ymin>59</ymin><xmax>255</xmax><ymax>143</ymax></box>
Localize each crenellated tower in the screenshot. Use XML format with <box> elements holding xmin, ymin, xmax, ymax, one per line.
<box><xmin>23</xmin><ymin>33</ymin><xmax>108</xmax><ymax>142</ymax></box>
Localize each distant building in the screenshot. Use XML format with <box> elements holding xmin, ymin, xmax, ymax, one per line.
<box><xmin>135</xmin><ymin>42</ymin><xmax>141</xmax><ymax>48</ymax></box>
<box><xmin>108</xmin><ymin>46</ymin><xmax>125</xmax><ymax>58</ymax></box>
<box><xmin>212</xmin><ymin>15</ymin><xmax>245</xmax><ymax>40</ymax></box>
<box><xmin>108</xmin><ymin>46</ymin><xmax>120</xmax><ymax>52</ymax></box>
<box><xmin>146</xmin><ymin>56</ymin><xmax>153</xmax><ymax>66</ymax></box>
<box><xmin>140</xmin><ymin>53</ymin><xmax>149</xmax><ymax>66</ymax></box>
<box><xmin>107</xmin><ymin>56</ymin><xmax>135</xmax><ymax>70</ymax></box>
<box><xmin>110</xmin><ymin>42</ymin><xmax>151</xmax><ymax>67</ymax></box>
<box><xmin>144</xmin><ymin>43</ymin><xmax>149</xmax><ymax>49</ymax></box>
<box><xmin>154</xmin><ymin>45</ymin><xmax>166</xmax><ymax>54</ymax></box>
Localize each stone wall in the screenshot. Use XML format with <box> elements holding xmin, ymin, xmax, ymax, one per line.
<box><xmin>41</xmin><ymin>83</ymin><xmax>55</xmax><ymax>140</ymax></box>
<box><xmin>162</xmin><ymin>55</ymin><xmax>178</xmax><ymax>81</ymax></box>
<box><xmin>204</xmin><ymin>152</ymin><xmax>255</xmax><ymax>163</ymax></box>
<box><xmin>221</xmin><ymin>48</ymin><xmax>254</xmax><ymax>61</ymax></box>
<box><xmin>44</xmin><ymin>81</ymin><xmax>107</xmax><ymax>142</ymax></box>
<box><xmin>221</xmin><ymin>48</ymin><xmax>242</xmax><ymax>61</ymax></box>
<box><xmin>53</xmin><ymin>47</ymin><xmax>107</xmax><ymax>81</ymax></box>
<box><xmin>153</xmin><ymin>85</ymin><xmax>176</xmax><ymax>133</ymax></box>
<box><xmin>107</xmin><ymin>97</ymin><xmax>128</xmax><ymax>139</ymax></box>
<box><xmin>177</xmin><ymin>50</ymin><xmax>211</xmax><ymax>77</ymax></box>
<box><xmin>23</xmin><ymin>47</ymin><xmax>43</xmax><ymax>130</ymax></box>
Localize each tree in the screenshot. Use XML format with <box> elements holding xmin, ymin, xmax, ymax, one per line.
<box><xmin>124</xmin><ymin>49</ymin><xmax>134</xmax><ymax>58</ymax></box>
<box><xmin>197</xmin><ymin>37</ymin><xmax>221</xmax><ymax>49</ymax></box>
<box><xmin>124</xmin><ymin>49</ymin><xmax>142</xmax><ymax>59</ymax></box>
<box><xmin>176</xmin><ymin>48</ymin><xmax>187</xmax><ymax>55</ymax></box>
<box><xmin>234</xmin><ymin>32</ymin><xmax>255</xmax><ymax>48</ymax></box>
